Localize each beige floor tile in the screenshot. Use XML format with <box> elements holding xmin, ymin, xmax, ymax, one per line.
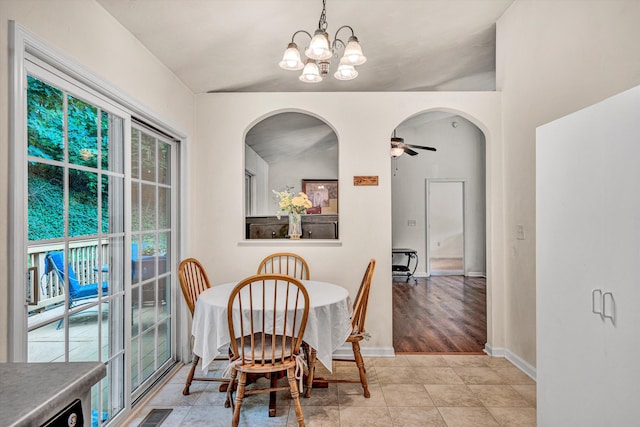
<box><xmin>337</xmin><ymin>383</ymin><xmax>386</xmax><ymax>408</ymax></box>
<box><xmin>484</xmin><ymin>357</ymin><xmax>516</xmax><ymax>369</ymax></box>
<box><xmin>375</xmin><ymin>366</ymin><xmax>423</xmax><ymax>384</ymax></box>
<box><xmin>493</xmin><ymin>367</ymin><xmax>536</xmax><ymax>385</ymax></box>
<box><xmin>442</xmin><ymin>355</ymin><xmax>490</xmax><ymax>367</ymax></box>
<box><xmin>404</xmin><ymin>354</ymin><xmax>449</xmax><ymax>367</ymax></box>
<box><xmin>287</xmin><ymin>405</ymin><xmax>340</xmax><ymax>427</ymax></box>
<box><xmin>487</xmin><ymin>407</ymin><xmax>537</xmax><ymax>427</ymax></box>
<box><xmin>145</xmin><ymin>382</ymin><xmax>207</xmax><ymax>407</ymax></box>
<box><xmin>179</xmin><ymin>405</ymin><xmax>232</xmax><ymax>427</ymax></box>
<box><xmin>468</xmin><ymin>385</ymin><xmax>532</xmax><ymax>407</ymax></box>
<box><xmin>301</xmin><ymin>383</ymin><xmax>340</xmax><ymax>406</ymax></box>
<box><xmin>194</xmin><ymin>382</ymin><xmax>232</xmax><ymax>406</ymax></box>
<box><xmin>511</xmin><ymin>384</ymin><xmax>537</xmax><ymax>407</ymax></box>
<box><xmin>413</xmin><ymin>367</ymin><xmax>465</xmax><ymax>384</ymax></box>
<box><xmin>328</xmin><ymin>365</ymin><xmax>378</xmax><ymax>385</ymax></box>
<box><xmin>424</xmin><ymin>385</ymin><xmax>483</xmax><ymax>407</ymax></box>
<box><xmin>339</xmin><ymin>406</ymin><xmax>393</xmax><ymax>427</ymax></box>
<box><xmin>388</xmin><ymin>406</ymin><xmax>447</xmax><ymax>427</ymax></box>
<box><xmin>454</xmin><ymin>367</ymin><xmax>506</xmax><ymax>385</ymax></box>
<box><xmin>368</xmin><ymin>354</ymin><xmax>410</xmax><ymax>367</ymax></box>
<box><xmin>381</xmin><ymin>383</ymin><xmax>435</xmax><ymax>407</ymax></box>
<box><xmin>438</xmin><ymin>407</ymin><xmax>500</xmax><ymax>427</ymax></box>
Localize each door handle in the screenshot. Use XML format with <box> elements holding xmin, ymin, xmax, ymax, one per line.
<box><xmin>591</xmin><ymin>289</ymin><xmax>603</xmax><ymax>315</ymax></box>
<box><xmin>602</xmin><ymin>291</ymin><xmax>615</xmax><ymax>323</ymax></box>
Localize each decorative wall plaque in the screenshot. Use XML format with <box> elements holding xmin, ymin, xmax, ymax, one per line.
<box><xmin>353</xmin><ymin>176</ymin><xmax>378</xmax><ymax>186</ymax></box>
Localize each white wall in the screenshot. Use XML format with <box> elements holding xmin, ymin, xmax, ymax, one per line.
<box><xmin>267</xmin><ymin>145</ymin><xmax>339</xmax><ymax>216</ymax></box>
<box><xmin>0</xmin><ymin>0</ymin><xmax>195</xmax><ymax>361</ymax></box>
<box><xmin>391</xmin><ymin>116</ymin><xmax>486</xmax><ymax>276</ymax></box>
<box><xmin>194</xmin><ymin>93</ymin><xmax>503</xmax><ymax>355</ymax></box>
<box><xmin>244</xmin><ymin>145</ymin><xmax>269</xmax><ymax>215</ymax></box>
<box><xmin>496</xmin><ymin>0</ymin><xmax>640</xmax><ymax>368</ymax></box>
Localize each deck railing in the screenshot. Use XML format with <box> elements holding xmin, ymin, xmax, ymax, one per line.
<box><xmin>28</xmin><ymin>240</ymin><xmax>109</xmax><ymax>312</ymax></box>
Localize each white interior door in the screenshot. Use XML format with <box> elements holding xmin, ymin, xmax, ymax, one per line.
<box><xmin>427</xmin><ymin>180</ymin><xmax>465</xmax><ymax>276</ymax></box>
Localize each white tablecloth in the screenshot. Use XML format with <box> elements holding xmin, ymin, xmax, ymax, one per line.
<box><xmin>192</xmin><ymin>280</ymin><xmax>352</xmax><ymax>373</ymax></box>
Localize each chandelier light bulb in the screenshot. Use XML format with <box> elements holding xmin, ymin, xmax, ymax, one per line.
<box><xmin>299</xmin><ymin>59</ymin><xmax>323</xmax><ymax>83</ymax></box>
<box><xmin>334</xmin><ymin>58</ymin><xmax>358</xmax><ymax>80</ymax></box>
<box><xmin>342</xmin><ymin>36</ymin><xmax>367</xmax><ymax>65</ymax></box>
<box><xmin>305</xmin><ymin>29</ymin><xmax>332</xmax><ymax>61</ymax></box>
<box><xmin>279</xmin><ymin>42</ymin><xmax>304</xmax><ymax>70</ymax></box>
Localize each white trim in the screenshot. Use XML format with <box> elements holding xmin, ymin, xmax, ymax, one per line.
<box><xmin>484</xmin><ymin>344</ymin><xmax>537</xmax><ymax>381</ymax></box>
<box><xmin>238</xmin><ymin>240</ymin><xmax>342</xmax><ymax>247</ymax></box>
<box><xmin>8</xmin><ymin>21</ymin><xmax>29</xmax><ymax>362</ymax></box>
<box><xmin>467</xmin><ymin>271</ymin><xmax>486</xmax><ymax>278</ymax></box>
<box><xmin>332</xmin><ymin>344</ymin><xmax>396</xmax><ymax>359</ymax></box>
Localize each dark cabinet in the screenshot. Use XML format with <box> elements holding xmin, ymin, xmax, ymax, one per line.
<box><xmin>246</xmin><ymin>215</ymin><xmax>338</xmax><ymax>239</ymax></box>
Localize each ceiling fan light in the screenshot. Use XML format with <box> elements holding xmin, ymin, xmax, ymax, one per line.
<box><xmin>299</xmin><ymin>59</ymin><xmax>323</xmax><ymax>83</ymax></box>
<box><xmin>390</xmin><ymin>136</ymin><xmax>404</xmax><ymax>145</ymax></box>
<box><xmin>390</xmin><ymin>147</ymin><xmax>405</xmax><ymax>157</ymax></box>
<box><xmin>305</xmin><ymin>29</ymin><xmax>332</xmax><ymax>60</ymax></box>
<box><xmin>279</xmin><ymin>42</ymin><xmax>304</xmax><ymax>70</ymax></box>
<box><xmin>343</xmin><ymin>36</ymin><xmax>367</xmax><ymax>65</ymax></box>
<box><xmin>334</xmin><ymin>58</ymin><xmax>358</xmax><ymax>80</ymax></box>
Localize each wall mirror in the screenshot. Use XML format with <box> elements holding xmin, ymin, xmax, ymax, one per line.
<box><xmin>244</xmin><ymin>112</ymin><xmax>339</xmax><ymax>239</ymax></box>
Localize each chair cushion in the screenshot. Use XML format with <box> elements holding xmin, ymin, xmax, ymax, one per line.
<box><xmin>234</xmin><ymin>334</ymin><xmax>299</xmax><ymax>362</ymax></box>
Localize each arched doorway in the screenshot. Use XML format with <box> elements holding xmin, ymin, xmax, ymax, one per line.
<box><xmin>391</xmin><ymin>111</ymin><xmax>487</xmax><ymax>353</ymax></box>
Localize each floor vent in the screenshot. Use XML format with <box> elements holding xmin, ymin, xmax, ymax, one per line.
<box><xmin>138</xmin><ymin>409</ymin><xmax>172</xmax><ymax>427</ymax></box>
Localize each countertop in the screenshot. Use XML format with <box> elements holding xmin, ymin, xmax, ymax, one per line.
<box><xmin>0</xmin><ymin>362</ymin><xmax>106</xmax><ymax>427</ymax></box>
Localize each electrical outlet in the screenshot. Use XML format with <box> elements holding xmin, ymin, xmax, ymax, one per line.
<box><xmin>516</xmin><ymin>224</ymin><xmax>525</xmax><ymax>240</ymax></box>
<box><xmin>407</xmin><ymin>219</ymin><xmax>416</xmax><ymax>226</ymax></box>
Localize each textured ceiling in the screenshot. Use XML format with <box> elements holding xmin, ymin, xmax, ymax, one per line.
<box><xmin>96</xmin><ymin>0</ymin><xmax>513</xmax><ymax>94</ymax></box>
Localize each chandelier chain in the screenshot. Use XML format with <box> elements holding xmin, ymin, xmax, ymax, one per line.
<box><xmin>318</xmin><ymin>0</ymin><xmax>328</xmax><ymax>32</ymax></box>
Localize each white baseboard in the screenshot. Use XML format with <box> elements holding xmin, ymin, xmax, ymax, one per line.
<box><xmin>467</xmin><ymin>271</ymin><xmax>486</xmax><ymax>278</ymax></box>
<box><xmin>484</xmin><ymin>344</ymin><xmax>537</xmax><ymax>381</ymax></box>
<box><xmin>332</xmin><ymin>344</ymin><xmax>395</xmax><ymax>359</ymax></box>
<box><xmin>410</xmin><ymin>272</ymin><xmax>486</xmax><ymax>278</ymax></box>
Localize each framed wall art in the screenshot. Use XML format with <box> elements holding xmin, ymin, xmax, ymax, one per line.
<box><xmin>302</xmin><ymin>179</ymin><xmax>338</xmax><ymax>214</ymax></box>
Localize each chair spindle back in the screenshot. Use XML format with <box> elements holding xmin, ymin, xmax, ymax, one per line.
<box><xmin>178</xmin><ymin>258</ymin><xmax>211</xmax><ymax>316</ymax></box>
<box><xmin>257</xmin><ymin>252</ymin><xmax>310</xmax><ymax>280</ymax></box>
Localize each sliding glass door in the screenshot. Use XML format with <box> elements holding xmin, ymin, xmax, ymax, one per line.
<box><xmin>19</xmin><ymin>59</ymin><xmax>178</xmax><ymax>424</ymax></box>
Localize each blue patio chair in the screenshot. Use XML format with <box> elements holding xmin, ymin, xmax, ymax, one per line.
<box><xmin>44</xmin><ymin>251</ymin><xmax>109</xmax><ymax>308</ymax></box>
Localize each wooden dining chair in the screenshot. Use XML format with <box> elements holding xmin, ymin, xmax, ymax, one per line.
<box><xmin>178</xmin><ymin>258</ymin><xmax>229</xmax><ymax>395</ymax></box>
<box><xmin>225</xmin><ymin>274</ymin><xmax>310</xmax><ymax>427</ymax></box>
<box><xmin>257</xmin><ymin>252</ymin><xmax>310</xmax><ymax>280</ymax></box>
<box><xmin>305</xmin><ymin>258</ymin><xmax>376</xmax><ymax>398</ymax></box>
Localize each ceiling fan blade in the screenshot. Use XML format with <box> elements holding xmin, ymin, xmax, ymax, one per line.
<box><xmin>404</xmin><ymin>147</ymin><xmax>419</xmax><ymax>156</ymax></box>
<box><xmin>406</xmin><ymin>143</ymin><xmax>437</xmax><ymax>151</ymax></box>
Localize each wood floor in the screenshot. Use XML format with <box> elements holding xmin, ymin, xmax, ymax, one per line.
<box><xmin>392</xmin><ymin>275</ymin><xmax>486</xmax><ymax>353</ymax></box>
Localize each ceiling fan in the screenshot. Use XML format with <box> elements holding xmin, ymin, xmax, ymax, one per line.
<box><xmin>390</xmin><ymin>130</ymin><xmax>436</xmax><ymax>157</ymax></box>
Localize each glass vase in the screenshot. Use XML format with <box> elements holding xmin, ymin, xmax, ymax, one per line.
<box><xmin>288</xmin><ymin>212</ymin><xmax>302</xmax><ymax>240</ymax></box>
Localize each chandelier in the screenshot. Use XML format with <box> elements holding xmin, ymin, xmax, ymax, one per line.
<box><xmin>278</xmin><ymin>0</ymin><xmax>367</xmax><ymax>83</ymax></box>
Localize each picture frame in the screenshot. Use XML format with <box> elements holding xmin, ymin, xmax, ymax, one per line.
<box><xmin>302</xmin><ymin>179</ymin><xmax>338</xmax><ymax>214</ymax></box>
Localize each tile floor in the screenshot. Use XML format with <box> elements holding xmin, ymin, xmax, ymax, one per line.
<box><xmin>124</xmin><ymin>354</ymin><xmax>536</xmax><ymax>427</ymax></box>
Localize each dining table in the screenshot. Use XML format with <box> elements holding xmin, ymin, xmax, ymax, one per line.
<box><xmin>191</xmin><ymin>279</ymin><xmax>353</xmax><ymax>414</ymax></box>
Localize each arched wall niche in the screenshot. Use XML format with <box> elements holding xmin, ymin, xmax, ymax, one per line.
<box><xmin>243</xmin><ymin>109</ymin><xmax>340</xmax><ymax>239</ymax></box>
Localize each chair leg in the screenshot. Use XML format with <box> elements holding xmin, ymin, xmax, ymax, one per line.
<box><xmin>287</xmin><ymin>367</ymin><xmax>306</xmax><ymax>427</ymax></box>
<box><xmin>304</xmin><ymin>346</ymin><xmax>317</xmax><ymax>398</ymax></box>
<box><xmin>182</xmin><ymin>354</ymin><xmax>199</xmax><ymax>395</ymax></box>
<box><xmin>352</xmin><ymin>341</ymin><xmax>370</xmax><ymax>398</ymax></box>
<box><xmin>225</xmin><ymin>368</ymin><xmax>238</xmax><ymax>409</ymax></box>
<box><xmin>231</xmin><ymin>371</ymin><xmax>246</xmax><ymax>427</ymax></box>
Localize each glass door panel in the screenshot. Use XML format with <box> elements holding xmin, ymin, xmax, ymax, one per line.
<box><xmin>130</xmin><ymin>124</ymin><xmax>175</xmax><ymax>399</ymax></box>
<box><xmin>25</xmin><ymin>72</ymin><xmax>126</xmax><ymax>426</ymax></box>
